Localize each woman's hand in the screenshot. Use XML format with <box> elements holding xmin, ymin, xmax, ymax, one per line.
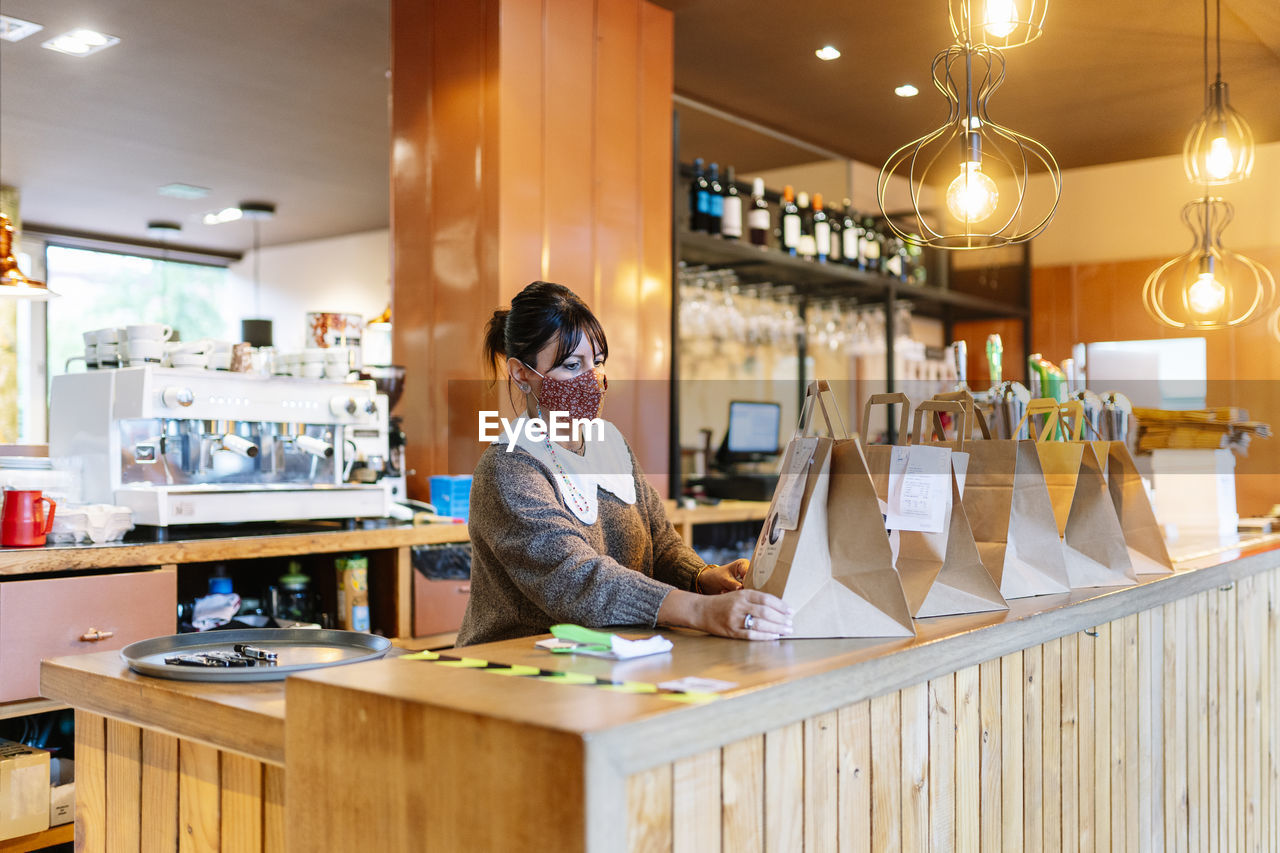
<box><xmin>658</xmin><ymin>588</ymin><xmax>794</xmax><ymax>640</ymax></box>
<box><xmin>696</xmin><ymin>559</ymin><xmax>749</xmax><ymax>594</ymax></box>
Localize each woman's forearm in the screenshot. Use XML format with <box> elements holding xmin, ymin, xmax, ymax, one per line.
<box><xmin>656</xmin><ymin>589</ymin><xmax>702</xmax><ymax>631</ymax></box>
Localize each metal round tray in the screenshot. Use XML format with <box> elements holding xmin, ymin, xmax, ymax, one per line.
<box><xmin>121</xmin><ymin>628</ymin><xmax>392</xmax><ymax>682</ymax></box>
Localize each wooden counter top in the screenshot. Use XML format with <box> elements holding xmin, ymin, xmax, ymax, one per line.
<box><xmin>40</xmin><ymin>650</ymin><xmax>286</xmax><ymax>765</ymax></box>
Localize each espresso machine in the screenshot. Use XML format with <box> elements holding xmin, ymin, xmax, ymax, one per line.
<box><xmin>50</xmin><ymin>366</ymin><xmax>392</xmax><ymax>526</ymax></box>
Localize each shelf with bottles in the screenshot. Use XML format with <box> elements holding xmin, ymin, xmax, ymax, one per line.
<box><xmin>677</xmin><ymin>160</ymin><xmax>1027</xmax><ymax>321</ymax></box>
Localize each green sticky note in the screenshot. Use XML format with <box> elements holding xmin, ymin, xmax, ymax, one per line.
<box><xmin>437</xmin><ymin>657</ymin><xmax>489</xmax><ymax>668</ymax></box>
<box><xmin>399</xmin><ymin>651</ymin><xmax>440</xmax><ymax>661</ymax></box>
<box><xmin>488</xmin><ymin>665</ymin><xmax>542</xmax><ymax>677</ymax></box>
<box><xmin>600</xmin><ymin>681</ymin><xmax>659</xmax><ymax>694</ymax></box>
<box><xmin>539</xmin><ymin>671</ymin><xmax>598</xmax><ymax>685</ymax></box>
<box><xmin>550</xmin><ymin>624</ymin><xmax>616</xmax><ymax>647</ymax></box>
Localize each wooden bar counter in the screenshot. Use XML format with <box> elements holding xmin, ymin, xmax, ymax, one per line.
<box><xmin>38</xmin><ymin>531</ymin><xmax>1280</xmax><ymax>851</ymax></box>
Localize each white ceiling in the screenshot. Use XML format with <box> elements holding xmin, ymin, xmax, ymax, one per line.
<box><xmin>0</xmin><ymin>0</ymin><xmax>390</xmax><ymax>254</ymax></box>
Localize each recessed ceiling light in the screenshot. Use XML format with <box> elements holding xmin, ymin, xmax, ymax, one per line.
<box><xmin>158</xmin><ymin>182</ymin><xmax>211</xmax><ymax>200</ymax></box>
<box><xmin>0</xmin><ymin>15</ymin><xmax>43</xmax><ymax>43</ymax></box>
<box><xmin>41</xmin><ymin>28</ymin><xmax>119</xmax><ymax>57</ymax></box>
<box><xmin>203</xmin><ymin>207</ymin><xmax>244</xmax><ymax>226</ymax></box>
<box><xmin>815</xmin><ymin>46</ymin><xmax>841</xmax><ymax>61</ymax></box>
<box><xmin>146</xmin><ymin>221</ymin><xmax>182</xmax><ymax>235</ymax></box>
<box><xmin>895</xmin><ymin>84</ymin><xmax>920</xmax><ymax>98</ymax></box>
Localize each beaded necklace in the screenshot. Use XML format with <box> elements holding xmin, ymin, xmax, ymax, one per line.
<box><xmin>538</xmin><ymin>407</ymin><xmax>591</xmax><ymax>515</ymax></box>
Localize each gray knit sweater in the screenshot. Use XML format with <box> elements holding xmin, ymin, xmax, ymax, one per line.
<box><xmin>455</xmin><ymin>436</ymin><xmax>705</xmax><ymax>646</ymax></box>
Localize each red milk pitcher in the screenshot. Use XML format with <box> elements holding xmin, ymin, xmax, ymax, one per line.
<box><xmin>1</xmin><ymin>490</ymin><xmax>56</xmax><ymax>547</ymax></box>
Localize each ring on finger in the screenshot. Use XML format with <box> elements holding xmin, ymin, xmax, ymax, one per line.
<box><xmin>743</xmin><ymin>613</ymin><xmax>755</xmax><ymax>631</ymax></box>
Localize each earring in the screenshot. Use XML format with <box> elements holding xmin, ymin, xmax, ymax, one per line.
<box><xmin>518</xmin><ymin>383</ymin><xmax>530</xmax><ymax>393</ymax></box>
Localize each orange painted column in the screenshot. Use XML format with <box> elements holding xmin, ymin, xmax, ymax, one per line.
<box><xmin>390</xmin><ymin>0</ymin><xmax>674</xmax><ymax>498</ymax></box>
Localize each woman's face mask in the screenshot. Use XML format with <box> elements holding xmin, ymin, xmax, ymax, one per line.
<box><xmin>524</xmin><ymin>362</ymin><xmax>607</xmax><ymax>423</ymax></box>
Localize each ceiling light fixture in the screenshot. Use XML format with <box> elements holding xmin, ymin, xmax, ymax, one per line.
<box><xmin>877</xmin><ymin>42</ymin><xmax>1060</xmax><ymax>250</ymax></box>
<box><xmin>41</xmin><ymin>28</ymin><xmax>119</xmax><ymax>57</ymax></box>
<box><xmin>239</xmin><ymin>202</ymin><xmax>277</xmax><ymax>320</ymax></box>
<box><xmin>0</xmin><ymin>15</ymin><xmax>43</xmax><ymax>43</ymax></box>
<box><xmin>815</xmin><ymin>46</ymin><xmax>841</xmax><ymax>61</ymax></box>
<box><xmin>158</xmin><ymin>183</ymin><xmax>211</xmax><ymax>200</ymax></box>
<box><xmin>1184</xmin><ymin>0</ymin><xmax>1253</xmax><ymax>186</ymax></box>
<box><xmin>1142</xmin><ymin>197</ymin><xmax>1274</xmax><ymax>329</ymax></box>
<box><xmin>0</xmin><ymin>215</ymin><xmax>56</xmax><ymax>300</ymax></box>
<box><xmin>203</xmin><ymin>207</ymin><xmax>244</xmax><ymax>225</ymax></box>
<box><xmin>895</xmin><ymin>84</ymin><xmax>920</xmax><ymax>97</ymax></box>
<box><xmin>949</xmin><ymin>0</ymin><xmax>1047</xmax><ymax>50</ymax></box>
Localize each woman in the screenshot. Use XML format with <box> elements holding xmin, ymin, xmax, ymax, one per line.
<box><xmin>456</xmin><ymin>281</ymin><xmax>793</xmax><ymax>646</ymax></box>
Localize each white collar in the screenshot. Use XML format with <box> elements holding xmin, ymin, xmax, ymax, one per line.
<box><xmin>494</xmin><ymin>417</ymin><xmax>636</xmax><ymax>523</ymax></box>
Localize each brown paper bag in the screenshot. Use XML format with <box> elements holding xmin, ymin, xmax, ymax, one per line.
<box><xmin>1019</xmin><ymin>400</ymin><xmax>1136</xmax><ymax>589</ymax></box>
<box><xmin>861</xmin><ymin>396</ymin><xmax>1008</xmax><ymax>618</ymax></box>
<box><xmin>937</xmin><ymin>393</ymin><xmax>1072</xmax><ymax>599</ymax></box>
<box><xmin>1091</xmin><ymin>440</ymin><xmax>1175</xmax><ymax>575</ymax></box>
<box><xmin>748</xmin><ymin>381</ymin><xmax>914</xmax><ymax>638</ymax></box>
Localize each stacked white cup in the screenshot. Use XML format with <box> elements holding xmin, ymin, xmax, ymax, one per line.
<box><xmin>124</xmin><ymin>324</ymin><xmax>172</xmax><ymax>366</ymax></box>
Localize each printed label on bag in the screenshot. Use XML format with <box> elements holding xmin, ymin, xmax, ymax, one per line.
<box><xmin>774</xmin><ymin>438</ymin><xmax>818</xmax><ymax>531</ymax></box>
<box><xmin>885</xmin><ymin>444</ymin><xmax>951</xmax><ymax>534</ymax></box>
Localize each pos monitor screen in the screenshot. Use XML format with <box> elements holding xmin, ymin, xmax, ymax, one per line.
<box><xmin>725</xmin><ymin>400</ymin><xmax>782</xmax><ymax>459</ymax></box>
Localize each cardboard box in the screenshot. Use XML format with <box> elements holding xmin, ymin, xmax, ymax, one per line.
<box><xmin>49</xmin><ymin>758</ymin><xmax>74</xmax><ymax>827</ymax></box>
<box><xmin>0</xmin><ymin>739</ymin><xmax>50</xmax><ymax>840</ymax></box>
<box><xmin>336</xmin><ymin>555</ymin><xmax>370</xmax><ymax>632</ymax></box>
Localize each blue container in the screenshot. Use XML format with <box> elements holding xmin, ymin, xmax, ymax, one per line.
<box><xmin>429</xmin><ymin>475</ymin><xmax>473</xmax><ymax>521</ymax></box>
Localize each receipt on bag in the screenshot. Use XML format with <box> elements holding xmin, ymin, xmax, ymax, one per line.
<box><xmin>885</xmin><ymin>444</ymin><xmax>951</xmax><ymax>534</ymax></box>
<box><xmin>773</xmin><ymin>437</ymin><xmax>819</xmax><ymax>531</ymax></box>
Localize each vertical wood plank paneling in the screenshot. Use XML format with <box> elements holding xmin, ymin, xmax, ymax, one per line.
<box><xmin>1060</xmin><ymin>637</ymin><xmax>1079</xmax><ymax>853</ymax></box>
<box><xmin>1124</xmin><ymin>613</ymin><xmax>1140</xmax><ymax>852</ymax></box>
<box><xmin>804</xmin><ymin>712</ymin><xmax>838</xmax><ymax>853</ymax></box>
<box><xmin>1000</xmin><ymin>652</ymin><xmax>1023</xmax><ymax>853</ymax></box>
<box><xmin>1196</xmin><ymin>593</ymin><xmax>1212</xmax><ymax>853</ymax></box>
<box><xmin>178</xmin><ymin>741</ymin><xmax>220</xmax><ymax>853</ymax></box>
<box><xmin>220</xmin><ymin>754</ymin><xmax>263</xmax><ymax>853</ymax></box>
<box><xmin>1269</xmin><ymin>572</ymin><xmax>1279</xmax><ymax>853</ymax></box>
<box><xmin>105</xmin><ymin>719</ymin><xmax>142</xmax><ymax>853</ymax></box>
<box><xmin>1207</xmin><ymin>586</ymin><xmax>1222</xmax><ymax>853</ymax></box>
<box><xmin>1186</xmin><ymin>597</ymin><xmax>1202</xmax><ymax>851</ymax></box>
<box><xmin>1110</xmin><ymin>617</ymin><xmax>1127</xmax><ymax>851</ymax></box>
<box><xmin>956</xmin><ymin>666</ymin><xmax>981</xmax><ymax>853</ymax></box>
<box><xmin>1163</xmin><ymin>602</ymin><xmax>1179</xmax><ymax>848</ymax></box>
<box><xmin>765</xmin><ymin>722</ymin><xmax>804</xmax><ymax>853</ymax></box>
<box><xmin>1022</xmin><ymin>644</ymin><xmax>1043</xmax><ymax>849</ymax></box>
<box><xmin>1093</xmin><ymin>621</ymin><xmax>1112</xmax><ymax>847</ymax></box>
<box><xmin>929</xmin><ymin>674</ymin><xmax>956</xmax><ymax>853</ymax></box>
<box><xmin>141</xmin><ymin>730</ymin><xmax>178</xmax><ymax>853</ymax></box>
<box><xmin>837</xmin><ymin>702</ymin><xmax>872</xmax><ymax>853</ymax></box>
<box><xmin>1260</xmin><ymin>577</ymin><xmax>1273</xmax><ymax>853</ymax></box>
<box><xmin>901</xmin><ymin>683</ymin><xmax>930</xmax><ymax>852</ymax></box>
<box><xmin>1148</xmin><ymin>606</ymin><xmax>1166</xmax><ymax>853</ymax></box>
<box><xmin>722</xmin><ymin>736</ymin><xmax>763</xmax><ymax>853</ymax></box>
<box><xmin>1141</xmin><ymin>604</ymin><xmax>1162</xmax><ymax>850</ymax></box>
<box><xmin>979</xmin><ymin>657</ymin><xmax>1003</xmax><ymax>853</ymax></box>
<box><xmin>1245</xmin><ymin>576</ymin><xmax>1263</xmax><ymax>852</ymax></box>
<box><xmin>1229</xmin><ymin>583</ymin><xmax>1241</xmax><ymax>853</ymax></box>
<box><xmin>76</xmin><ymin>710</ymin><xmax>107</xmax><ymax>853</ymax></box>
<box><xmin>672</xmin><ymin>749</ymin><xmax>720</xmax><ymax>853</ymax></box>
<box><xmin>1077</xmin><ymin>631</ymin><xmax>1096</xmax><ymax>853</ymax></box>
<box><xmin>263</xmin><ymin>764</ymin><xmax>286</xmax><ymax>853</ymax></box>
<box><xmin>871</xmin><ymin>693</ymin><xmax>903</xmax><ymax>852</ymax></box>
<box><xmin>627</xmin><ymin>764</ymin><xmax>673</xmax><ymax>853</ymax></box>
<box><xmin>495</xmin><ymin>0</ymin><xmax>545</xmax><ymax>294</ymax></box>
<box><xmin>1174</xmin><ymin>598</ymin><xmax>1190</xmax><ymax>853</ymax></box>
<box><xmin>1041</xmin><ymin>638</ymin><xmax>1062</xmax><ymax>853</ymax></box>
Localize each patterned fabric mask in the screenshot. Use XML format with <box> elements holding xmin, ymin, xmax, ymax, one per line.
<box><xmin>524</xmin><ymin>363</ymin><xmax>607</xmax><ymax>422</ymax></box>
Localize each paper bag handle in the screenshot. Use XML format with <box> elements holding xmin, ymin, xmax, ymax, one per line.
<box><xmin>912</xmin><ymin>400</ymin><xmax>967</xmax><ymax>452</ymax></box>
<box><xmin>1056</xmin><ymin>399</ymin><xmax>1086</xmax><ymax>441</ymax></box>
<box><xmin>932</xmin><ymin>389</ymin><xmax>992</xmax><ymax>440</ymax></box>
<box><xmin>861</xmin><ymin>392</ymin><xmax>912</xmax><ymax>448</ymax></box>
<box><xmin>796</xmin><ymin>379</ymin><xmax>850</xmax><ymax>440</ymax></box>
<box><xmin>1015</xmin><ymin>397</ymin><xmax>1067</xmax><ymax>442</ymax></box>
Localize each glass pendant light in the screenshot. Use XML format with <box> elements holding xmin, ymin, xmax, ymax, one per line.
<box><xmin>1184</xmin><ymin>0</ymin><xmax>1254</xmax><ymax>186</ymax></box>
<box><xmin>0</xmin><ymin>214</ymin><xmax>55</xmax><ymax>299</ymax></box>
<box><xmin>878</xmin><ymin>43</ymin><xmax>1060</xmax><ymax>250</ymax></box>
<box><xmin>1142</xmin><ymin>197</ymin><xmax>1274</xmax><ymax>329</ymax></box>
<box><xmin>949</xmin><ymin>0</ymin><xmax>1048</xmax><ymax>50</ymax></box>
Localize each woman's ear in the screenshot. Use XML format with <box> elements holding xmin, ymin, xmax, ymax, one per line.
<box><xmin>507</xmin><ymin>356</ymin><xmax>533</xmax><ymax>392</ymax></box>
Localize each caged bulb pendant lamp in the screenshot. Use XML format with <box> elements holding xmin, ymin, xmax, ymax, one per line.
<box><xmin>877</xmin><ymin>42</ymin><xmax>1061</xmax><ymax>250</ymax></box>
<box><xmin>1142</xmin><ymin>196</ymin><xmax>1275</xmax><ymax>330</ymax></box>
<box><xmin>1183</xmin><ymin>0</ymin><xmax>1254</xmax><ymax>186</ymax></box>
<box><xmin>949</xmin><ymin>0</ymin><xmax>1048</xmax><ymax>50</ymax></box>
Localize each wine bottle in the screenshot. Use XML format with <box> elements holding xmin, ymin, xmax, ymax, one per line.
<box><xmin>690</xmin><ymin>158</ymin><xmax>709</xmax><ymax>232</ymax></box>
<box><xmin>812</xmin><ymin>193</ymin><xmax>831</xmax><ymax>263</ymax></box>
<box><xmin>829</xmin><ymin>202</ymin><xmax>843</xmax><ymax>263</ymax></box>
<box><xmin>841</xmin><ymin>201</ymin><xmax>859</xmax><ymax>268</ymax></box>
<box><xmin>796</xmin><ymin>192</ymin><xmax>816</xmax><ymax>260</ymax></box>
<box><xmin>748</xmin><ymin>178</ymin><xmax>770</xmax><ymax>247</ymax></box>
<box><xmin>721</xmin><ymin>166</ymin><xmax>742</xmax><ymax>240</ymax></box>
<box><xmin>707</xmin><ymin>163</ymin><xmax>724</xmax><ymax>235</ymax></box>
<box><xmin>860</xmin><ymin>216</ymin><xmax>882</xmax><ymax>272</ymax></box>
<box><xmin>781</xmin><ymin>185</ymin><xmax>800</xmax><ymax>256</ymax></box>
